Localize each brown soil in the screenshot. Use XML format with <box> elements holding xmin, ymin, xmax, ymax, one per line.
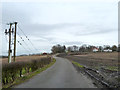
<box><xmin>59</xmin><ymin>52</ymin><xmax>119</xmax><ymax>88</ymax></box>
<box><xmin>67</xmin><ymin>52</ymin><xmax>118</xmax><ymax>68</ymax></box>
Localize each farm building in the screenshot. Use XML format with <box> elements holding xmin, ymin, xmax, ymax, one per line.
<box><xmin>42</xmin><ymin>52</ymin><xmax>47</xmax><ymax>55</ymax></box>
<box><xmin>103</xmin><ymin>49</ymin><xmax>112</xmax><ymax>52</ymax></box>
<box><xmin>93</xmin><ymin>48</ymin><xmax>99</xmax><ymax>52</ymax></box>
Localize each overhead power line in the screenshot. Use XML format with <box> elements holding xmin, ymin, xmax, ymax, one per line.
<box><xmin>16</xmin><ymin>32</ymin><xmax>34</xmax><ymax>53</ymax></box>
<box><xmin>4</xmin><ymin>22</ymin><xmax>38</xmax><ymax>63</ymax></box>
<box><xmin>18</xmin><ymin>25</ymin><xmax>39</xmax><ymax>53</ymax></box>
<box><xmin>17</xmin><ymin>40</ymin><xmax>31</xmax><ymax>54</ymax></box>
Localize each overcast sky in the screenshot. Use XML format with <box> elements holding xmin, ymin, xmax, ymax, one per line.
<box><xmin>1</xmin><ymin>0</ymin><xmax>118</xmax><ymax>55</ymax></box>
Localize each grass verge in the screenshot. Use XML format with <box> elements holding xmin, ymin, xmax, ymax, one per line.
<box><xmin>72</xmin><ymin>60</ymin><xmax>84</xmax><ymax>68</ymax></box>
<box><xmin>2</xmin><ymin>58</ymin><xmax>56</xmax><ymax>88</ymax></box>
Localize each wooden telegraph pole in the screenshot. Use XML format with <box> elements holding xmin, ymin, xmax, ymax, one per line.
<box><xmin>13</xmin><ymin>22</ymin><xmax>17</xmax><ymax>62</ymax></box>
<box><xmin>5</xmin><ymin>22</ymin><xmax>18</xmax><ymax>63</ymax></box>
<box><xmin>8</xmin><ymin>23</ymin><xmax>12</xmax><ymax>63</ymax></box>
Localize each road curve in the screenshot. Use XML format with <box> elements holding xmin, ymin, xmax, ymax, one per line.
<box><xmin>14</xmin><ymin>56</ymin><xmax>96</xmax><ymax>88</ymax></box>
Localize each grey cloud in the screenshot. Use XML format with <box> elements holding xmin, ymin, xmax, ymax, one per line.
<box><xmin>2</xmin><ymin>2</ymin><xmax>116</xmax><ymax>38</ymax></box>
<box><xmin>34</xmin><ymin>37</ymin><xmax>49</xmax><ymax>42</ymax></box>
<box><xmin>23</xmin><ymin>23</ymin><xmax>82</xmax><ymax>33</ymax></box>
<box><xmin>75</xmin><ymin>29</ymin><xmax>116</xmax><ymax>36</ymax></box>
<box><xmin>62</xmin><ymin>41</ymin><xmax>83</xmax><ymax>45</ymax></box>
<box><xmin>2</xmin><ymin>6</ymin><xmax>31</xmax><ymax>24</ymax></box>
<box><xmin>23</xmin><ymin>23</ymin><xmax>117</xmax><ymax>37</ymax></box>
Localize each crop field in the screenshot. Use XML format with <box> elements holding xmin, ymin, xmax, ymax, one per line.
<box><xmin>74</xmin><ymin>52</ymin><xmax>118</xmax><ymax>60</ymax></box>
<box><xmin>2</xmin><ymin>55</ymin><xmax>49</xmax><ymax>64</ymax></box>
<box><xmin>67</xmin><ymin>52</ymin><xmax>118</xmax><ymax>70</ymax></box>
<box><xmin>59</xmin><ymin>52</ymin><xmax>119</xmax><ymax>88</ymax></box>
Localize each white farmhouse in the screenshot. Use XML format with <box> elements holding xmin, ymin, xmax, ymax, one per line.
<box><xmin>103</xmin><ymin>49</ymin><xmax>112</xmax><ymax>52</ymax></box>
<box><xmin>93</xmin><ymin>48</ymin><xmax>99</xmax><ymax>52</ymax></box>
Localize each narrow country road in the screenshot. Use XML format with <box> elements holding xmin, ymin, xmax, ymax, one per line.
<box><xmin>14</xmin><ymin>56</ymin><xmax>96</xmax><ymax>88</ymax></box>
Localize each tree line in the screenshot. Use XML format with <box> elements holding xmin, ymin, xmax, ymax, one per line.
<box><xmin>51</xmin><ymin>44</ymin><xmax>120</xmax><ymax>53</ymax></box>
<box><xmin>51</xmin><ymin>44</ymin><xmax>66</xmax><ymax>53</ymax></box>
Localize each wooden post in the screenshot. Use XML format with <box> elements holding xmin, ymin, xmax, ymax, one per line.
<box><xmin>8</xmin><ymin>23</ymin><xmax>12</xmax><ymax>63</ymax></box>
<box><xmin>13</xmin><ymin>22</ymin><xmax>17</xmax><ymax>62</ymax></box>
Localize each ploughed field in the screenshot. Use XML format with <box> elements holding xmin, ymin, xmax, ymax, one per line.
<box><xmin>59</xmin><ymin>52</ymin><xmax>119</xmax><ymax>88</ymax></box>
<box><xmin>70</xmin><ymin>52</ymin><xmax>118</xmax><ymax>69</ymax></box>
<box><xmin>2</xmin><ymin>55</ymin><xmax>48</xmax><ymax>64</ymax></box>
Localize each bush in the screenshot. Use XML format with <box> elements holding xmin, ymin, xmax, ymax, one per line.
<box><xmin>2</xmin><ymin>57</ymin><xmax>51</xmax><ymax>85</ymax></box>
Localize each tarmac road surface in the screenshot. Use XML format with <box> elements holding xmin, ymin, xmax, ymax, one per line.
<box><xmin>14</xmin><ymin>56</ymin><xmax>96</xmax><ymax>88</ymax></box>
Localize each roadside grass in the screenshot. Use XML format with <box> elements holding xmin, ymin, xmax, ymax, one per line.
<box><xmin>72</xmin><ymin>60</ymin><xmax>118</xmax><ymax>71</ymax></box>
<box><xmin>95</xmin><ymin>66</ymin><xmax>118</xmax><ymax>71</ymax></box>
<box><xmin>105</xmin><ymin>66</ymin><xmax>118</xmax><ymax>71</ymax></box>
<box><xmin>2</xmin><ymin>58</ymin><xmax>56</xmax><ymax>88</ymax></box>
<box><xmin>22</xmin><ymin>68</ymin><xmax>26</xmax><ymax>74</ymax></box>
<box><xmin>72</xmin><ymin>61</ymin><xmax>84</xmax><ymax>68</ymax></box>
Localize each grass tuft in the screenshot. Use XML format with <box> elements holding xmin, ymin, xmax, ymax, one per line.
<box><xmin>105</xmin><ymin>66</ymin><xmax>118</xmax><ymax>71</ymax></box>
<box><xmin>72</xmin><ymin>61</ymin><xmax>84</xmax><ymax>68</ymax></box>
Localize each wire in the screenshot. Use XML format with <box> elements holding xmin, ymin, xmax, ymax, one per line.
<box><xmin>18</xmin><ymin>25</ymin><xmax>27</xmax><ymax>37</ymax></box>
<box><xmin>17</xmin><ymin>40</ymin><xmax>31</xmax><ymax>54</ymax></box>
<box><xmin>16</xmin><ymin>32</ymin><xmax>34</xmax><ymax>53</ymax></box>
<box><xmin>3</xmin><ymin>23</ymin><xmax>32</xmax><ymax>56</ymax></box>
<box><xmin>18</xmin><ymin>25</ymin><xmax>40</xmax><ymax>52</ymax></box>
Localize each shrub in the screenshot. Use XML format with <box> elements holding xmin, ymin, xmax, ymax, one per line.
<box><xmin>2</xmin><ymin>57</ymin><xmax>52</xmax><ymax>85</ymax></box>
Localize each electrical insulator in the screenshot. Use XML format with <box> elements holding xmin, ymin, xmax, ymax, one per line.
<box><xmin>9</xmin><ymin>28</ymin><xmax>10</xmax><ymax>33</ymax></box>
<box><xmin>10</xmin><ymin>50</ymin><xmax>12</xmax><ymax>53</ymax></box>
<box><xmin>5</xmin><ymin>29</ymin><xmax>8</xmax><ymax>35</ymax></box>
<box><xmin>12</xmin><ymin>28</ymin><xmax>14</xmax><ymax>33</ymax></box>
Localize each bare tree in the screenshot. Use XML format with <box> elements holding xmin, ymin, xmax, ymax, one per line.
<box><xmin>104</xmin><ymin>45</ymin><xmax>111</xmax><ymax>50</ymax></box>
<box><xmin>111</xmin><ymin>45</ymin><xmax>117</xmax><ymax>52</ymax></box>
<box><xmin>51</xmin><ymin>44</ymin><xmax>66</xmax><ymax>53</ymax></box>
<box><xmin>98</xmin><ymin>46</ymin><xmax>103</xmax><ymax>52</ymax></box>
<box><xmin>73</xmin><ymin>45</ymin><xmax>79</xmax><ymax>52</ymax></box>
<box><xmin>67</xmin><ymin>46</ymin><xmax>73</xmax><ymax>52</ymax></box>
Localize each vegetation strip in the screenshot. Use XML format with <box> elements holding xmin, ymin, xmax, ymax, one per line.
<box><xmin>71</xmin><ymin>61</ymin><xmax>84</xmax><ymax>68</ymax></box>
<box><xmin>2</xmin><ymin>57</ymin><xmax>52</xmax><ymax>87</ymax></box>
<box><xmin>2</xmin><ymin>58</ymin><xmax>56</xmax><ymax>88</ymax></box>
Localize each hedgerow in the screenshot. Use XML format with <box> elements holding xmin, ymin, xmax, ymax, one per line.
<box><xmin>2</xmin><ymin>57</ymin><xmax>52</xmax><ymax>85</ymax></box>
